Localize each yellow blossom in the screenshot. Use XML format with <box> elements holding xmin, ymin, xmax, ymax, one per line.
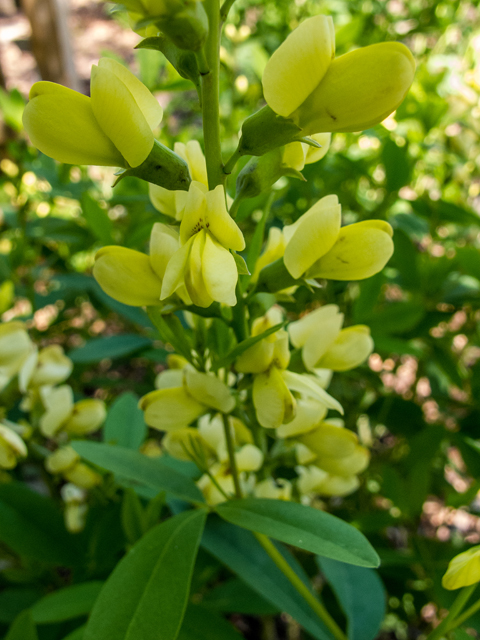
<box><xmin>23</xmin><ymin>58</ymin><xmax>163</xmax><ymax>169</ymax></box>
<box><xmin>93</xmin><ymin>222</ymin><xmax>190</xmax><ymax>307</ymax></box>
<box><xmin>0</xmin><ymin>322</ymin><xmax>34</xmax><ymax>391</ymax></box>
<box><xmin>263</xmin><ymin>15</ymin><xmax>415</xmax><ymax>135</ymax></box>
<box><xmin>254</xmin><ymin>477</ymin><xmax>292</xmax><ymax>500</ymax></box>
<box><xmin>160</xmin><ymin>182</ymin><xmax>245</xmax><ymax>307</ymax></box>
<box><xmin>39</xmin><ymin>386</ymin><xmax>106</xmax><ymax>437</ymax></box>
<box><xmin>442</xmin><ymin>546</ymin><xmax>480</xmax><ymax>590</ymax></box>
<box><xmin>282</xmin><ymin>195</ymin><xmax>394</xmax><ymax>281</ymax></box>
<box><xmin>282</xmin><ymin>133</ymin><xmax>332</xmax><ymax>172</ymax></box>
<box><xmin>0</xmin><ymin>422</ymin><xmax>27</xmax><ymax>469</ymax></box>
<box><xmin>45</xmin><ymin>446</ymin><xmax>102</xmax><ymax>489</ymax></box>
<box><xmin>19</xmin><ymin>345</ymin><xmax>73</xmax><ymax>392</ymax></box>
<box><xmin>288</xmin><ymin>305</ymin><xmax>374</xmax><ymax>371</ymax></box>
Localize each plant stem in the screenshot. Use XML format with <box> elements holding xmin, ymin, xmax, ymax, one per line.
<box><xmin>220</xmin><ymin>0</ymin><xmax>236</xmax><ymax>23</ymax></box>
<box><xmin>223</xmin><ymin>147</ymin><xmax>242</xmax><ymax>175</ymax></box>
<box><xmin>222</xmin><ymin>413</ymin><xmax>243</xmax><ymax>499</ymax></box>
<box><xmin>202</xmin><ymin>0</ymin><xmax>224</xmax><ymax>189</ymax></box>
<box><xmin>254</xmin><ymin>533</ymin><xmax>348</xmax><ymax>640</ymax></box>
<box><xmin>231</xmin><ymin>281</ymin><xmax>248</xmax><ymax>342</ymax></box>
<box><xmin>427</xmin><ymin>585</ymin><xmax>477</xmax><ymax>640</ymax></box>
<box><xmin>446</xmin><ymin>592</ymin><xmax>480</xmax><ymax>630</ymax></box>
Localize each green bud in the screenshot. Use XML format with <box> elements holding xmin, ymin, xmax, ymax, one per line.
<box><xmin>155</xmin><ymin>1</ymin><xmax>208</xmax><ymax>51</ymax></box>
<box><xmin>116</xmin><ymin>139</ymin><xmax>191</xmax><ymax>190</ymax></box>
<box><xmin>256</xmin><ymin>258</ymin><xmax>298</xmax><ymax>293</ymax></box>
<box><xmin>236</xmin><ymin>149</ymin><xmax>304</xmax><ymax>201</ymax></box>
<box><xmin>238</xmin><ymin>105</ymin><xmax>303</xmax><ymax>157</ymax></box>
<box><xmin>136</xmin><ymin>35</ymin><xmax>201</xmax><ymax>92</ymax></box>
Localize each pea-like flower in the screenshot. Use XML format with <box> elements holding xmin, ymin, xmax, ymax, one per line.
<box><xmin>263</xmin><ymin>15</ymin><xmax>416</xmax><ymax>135</ymax></box>
<box><xmin>23</xmin><ymin>58</ymin><xmax>163</xmax><ymax>171</ymax></box>
<box><xmin>19</xmin><ymin>345</ymin><xmax>73</xmax><ymax>392</ymax></box>
<box><xmin>282</xmin><ymin>194</ymin><xmax>394</xmax><ymax>280</ymax></box>
<box><xmin>93</xmin><ymin>222</ymin><xmax>190</xmax><ymax>307</ymax></box>
<box><xmin>442</xmin><ymin>546</ymin><xmax>480</xmax><ymax>590</ymax></box>
<box><xmin>0</xmin><ymin>322</ymin><xmax>34</xmax><ymax>391</ymax></box>
<box><xmin>0</xmin><ymin>422</ymin><xmax>27</xmax><ymax>470</ymax></box>
<box><xmin>45</xmin><ymin>446</ymin><xmax>102</xmax><ymax>489</ymax></box>
<box><xmin>39</xmin><ymin>385</ymin><xmax>106</xmax><ymax>437</ymax></box>
<box><xmin>139</xmin><ymin>367</ymin><xmax>235</xmax><ymax>431</ymax></box>
<box><xmin>160</xmin><ymin>182</ymin><xmax>245</xmax><ymax>307</ymax></box>
<box><xmin>288</xmin><ymin>304</ymin><xmax>374</xmax><ymax>371</ymax></box>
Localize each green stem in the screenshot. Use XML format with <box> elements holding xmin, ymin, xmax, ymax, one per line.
<box><xmin>427</xmin><ymin>585</ymin><xmax>477</xmax><ymax>640</ymax></box>
<box><xmin>231</xmin><ymin>282</ymin><xmax>248</xmax><ymax>342</ymax></box>
<box><xmin>223</xmin><ymin>147</ymin><xmax>242</xmax><ymax>175</ymax></box>
<box><xmin>220</xmin><ymin>0</ymin><xmax>236</xmax><ymax>22</ymax></box>
<box><xmin>447</xmin><ymin>593</ymin><xmax>480</xmax><ymax>630</ymax></box>
<box><xmin>222</xmin><ymin>413</ymin><xmax>243</xmax><ymax>499</ymax></box>
<box><xmin>202</xmin><ymin>0</ymin><xmax>224</xmax><ymax>189</ymax></box>
<box><xmin>254</xmin><ymin>533</ymin><xmax>348</xmax><ymax>640</ymax></box>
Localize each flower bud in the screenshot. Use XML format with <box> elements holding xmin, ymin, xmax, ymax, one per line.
<box><xmin>63</xmin><ymin>399</ymin><xmax>107</xmax><ymax>435</ymax></box>
<box><xmin>0</xmin><ymin>423</ymin><xmax>27</xmax><ymax>469</ymax></box>
<box><xmin>254</xmin><ymin>477</ymin><xmax>292</xmax><ymax>500</ymax></box>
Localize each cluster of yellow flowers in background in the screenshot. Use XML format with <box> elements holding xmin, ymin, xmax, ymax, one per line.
<box><xmin>0</xmin><ymin>322</ymin><xmax>106</xmax><ymax>531</ymax></box>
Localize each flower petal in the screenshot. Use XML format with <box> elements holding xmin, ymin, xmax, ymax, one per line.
<box><xmin>185</xmin><ymin>370</ymin><xmax>235</xmax><ymax>413</ymax></box>
<box><xmin>277</xmin><ymin>398</ymin><xmax>327</xmax><ymax>438</ymax></box>
<box><xmin>149</xmin><ymin>223</ymin><xmax>180</xmax><ymax>281</ymax></box>
<box><xmin>139</xmin><ymin>387</ymin><xmax>206</xmax><ymax>431</ymax></box>
<box><xmin>161</xmin><ymin>236</ymin><xmax>194</xmax><ymax>300</ymax></box>
<box><xmin>288</xmin><ymin>304</ymin><xmax>341</xmax><ymax>348</ymax></box>
<box><xmin>299</xmin><ymin>423</ymin><xmax>358</xmax><ymax>458</ymax></box>
<box><xmin>316</xmin><ymin>445</ymin><xmax>370</xmax><ymax>476</ymax></box>
<box><xmin>202</xmin><ymin>233</ymin><xmax>238</xmax><ymax>306</ymax></box>
<box><xmin>99</xmin><ymin>57</ymin><xmax>162</xmax><ymax>130</ymax></box>
<box><xmin>63</xmin><ymin>399</ymin><xmax>107</xmax><ymax>435</ymax></box>
<box><xmin>309</xmin><ymin>220</ymin><xmax>394</xmax><ymax>280</ymax></box>
<box><xmin>206</xmin><ymin>185</ymin><xmax>245</xmax><ymax>251</ymax></box>
<box><xmin>318</xmin><ymin>325</ymin><xmax>374</xmax><ymax>371</ymax></box>
<box><xmin>282</xmin><ymin>370</ymin><xmax>344</xmax><ymax>415</ymax></box>
<box><xmin>23</xmin><ymin>82</ymin><xmax>124</xmax><ymax>167</ymax></box>
<box><xmin>91</xmin><ymin>65</ymin><xmax>153</xmax><ymax>167</ymax></box>
<box><xmin>180</xmin><ymin>182</ymin><xmax>208</xmax><ymax>244</ymax></box>
<box><xmin>174</xmin><ymin>140</ymin><xmax>208</xmax><ymax>186</ymax></box>
<box><xmin>186</xmin><ymin>231</ymin><xmax>214</xmax><ymax>307</ymax></box>
<box><xmin>93</xmin><ymin>246</ymin><xmax>162</xmax><ymax>306</ymax></box>
<box><xmin>305</xmin><ymin>133</ymin><xmax>331</xmax><ymax>164</ymax></box>
<box><xmin>295</xmin><ymin>42</ymin><xmax>416</xmax><ymax>134</ymax></box>
<box><xmin>263</xmin><ymin>15</ymin><xmax>335</xmax><ymax>117</ymax></box>
<box><xmin>284</xmin><ymin>195</ymin><xmax>341</xmax><ymax>278</ymax></box>
<box><xmin>253</xmin><ymin>367</ymin><xmax>296</xmax><ymax>429</ymax></box>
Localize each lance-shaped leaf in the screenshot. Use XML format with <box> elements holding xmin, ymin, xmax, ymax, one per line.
<box><xmin>317</xmin><ymin>557</ymin><xmax>386</xmax><ymax>640</ymax></box>
<box><xmin>216</xmin><ymin>498</ymin><xmax>379</xmax><ymax>567</ymax></box>
<box><xmin>72</xmin><ymin>441</ymin><xmax>204</xmax><ymax>504</ymax></box>
<box><xmin>30</xmin><ymin>582</ymin><xmax>104</xmax><ymax>624</ymax></box>
<box><xmin>84</xmin><ymin>509</ymin><xmax>207</xmax><ymax>640</ymax></box>
<box><xmin>5</xmin><ymin>611</ymin><xmax>38</xmax><ymax>640</ymax></box>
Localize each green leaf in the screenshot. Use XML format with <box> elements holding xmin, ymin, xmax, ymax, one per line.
<box><xmin>202</xmin><ymin>578</ymin><xmax>278</xmax><ymax>615</ymax></box>
<box><xmin>214</xmin><ymin>322</ymin><xmax>285</xmax><ymax>370</ymax></box>
<box><xmin>365</xmin><ymin>302</ymin><xmax>425</xmax><ymax>335</ymax></box>
<box><xmin>61</xmin><ymin>626</ymin><xmax>86</xmax><ymax>640</ymax></box>
<box><xmin>216</xmin><ymin>499</ymin><xmax>379</xmax><ymax>567</ymax></box>
<box><xmin>0</xmin><ymin>589</ymin><xmax>42</xmax><ymax>623</ymax></box>
<box><xmin>0</xmin><ymin>482</ymin><xmax>80</xmax><ymax>566</ymax></box>
<box><xmin>317</xmin><ymin>558</ymin><xmax>386</xmax><ymax>640</ymax></box>
<box><xmin>71</xmin><ymin>441</ymin><xmax>205</xmax><ymax>504</ymax></box>
<box><xmin>177</xmin><ymin>605</ymin><xmax>241</xmax><ymax>640</ymax></box>
<box><xmin>84</xmin><ymin>509</ymin><xmax>206</xmax><ymax>640</ymax></box>
<box><xmin>382</xmin><ymin>138</ymin><xmax>411</xmax><ymax>192</ymax></box>
<box><xmin>103</xmin><ymin>392</ymin><xmax>147</xmax><ymax>450</ymax></box>
<box><xmin>121</xmin><ymin>489</ymin><xmax>147</xmax><ymax>544</ymax></box>
<box><xmin>30</xmin><ymin>582</ymin><xmax>103</xmax><ymax>624</ymax></box>
<box><xmin>135</xmin><ymin>35</ymin><xmax>200</xmax><ymax>90</ymax></box>
<box><xmin>81</xmin><ymin>193</ymin><xmax>114</xmax><ymax>245</ymax></box>
<box><xmin>203</xmin><ymin>516</ymin><xmax>333</xmax><ymax>640</ymax></box>
<box><xmin>233</xmin><ymin>252</ymin><xmax>250</xmax><ymax>275</ymax></box>
<box><xmin>148</xmin><ymin>309</ymin><xmax>195</xmax><ymax>363</ymax></box>
<box><xmin>5</xmin><ymin>611</ymin><xmax>38</xmax><ymax>640</ymax></box>
<box><xmin>69</xmin><ymin>335</ymin><xmax>152</xmax><ymax>364</ymax></box>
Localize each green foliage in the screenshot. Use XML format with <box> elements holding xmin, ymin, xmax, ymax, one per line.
<box><xmin>84</xmin><ymin>510</ymin><xmax>206</xmax><ymax>640</ymax></box>
<box><xmin>216</xmin><ymin>499</ymin><xmax>379</xmax><ymax>567</ymax></box>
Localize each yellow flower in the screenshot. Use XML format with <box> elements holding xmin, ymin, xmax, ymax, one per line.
<box><xmin>263</xmin><ymin>15</ymin><xmax>415</xmax><ymax>135</ymax></box>
<box><xmin>19</xmin><ymin>345</ymin><xmax>73</xmax><ymax>392</ymax></box>
<box><xmin>282</xmin><ymin>132</ymin><xmax>332</xmax><ymax>172</ymax></box>
<box><xmin>288</xmin><ymin>305</ymin><xmax>374</xmax><ymax>371</ymax></box>
<box><xmin>254</xmin><ymin>477</ymin><xmax>292</xmax><ymax>500</ymax></box>
<box><xmin>160</xmin><ymin>182</ymin><xmax>245</xmax><ymax>307</ymax></box>
<box><xmin>150</xmin><ymin>141</ymin><xmax>207</xmax><ymax>221</ymax></box>
<box><xmin>93</xmin><ymin>222</ymin><xmax>190</xmax><ymax>307</ymax></box>
<box><xmin>0</xmin><ymin>322</ymin><xmax>34</xmax><ymax>391</ymax></box>
<box><xmin>23</xmin><ymin>58</ymin><xmax>163</xmax><ymax>169</ymax></box>
<box><xmin>45</xmin><ymin>446</ymin><xmax>102</xmax><ymax>489</ymax></box>
<box><xmin>442</xmin><ymin>546</ymin><xmax>480</xmax><ymax>590</ymax></box>
<box><xmin>282</xmin><ymin>195</ymin><xmax>394</xmax><ymax>280</ymax></box>
<box><xmin>39</xmin><ymin>385</ymin><xmax>106</xmax><ymax>437</ymax></box>
<box><xmin>140</xmin><ymin>368</ymin><xmax>235</xmax><ymax>431</ymax></box>
<box><xmin>0</xmin><ymin>422</ymin><xmax>27</xmax><ymax>469</ymax></box>
<box><xmin>251</xmin><ymin>227</ymin><xmax>287</xmax><ymax>283</ymax></box>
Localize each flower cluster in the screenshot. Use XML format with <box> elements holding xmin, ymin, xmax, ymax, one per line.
<box><xmin>0</xmin><ymin>322</ymin><xmax>106</xmax><ymax>531</ymax></box>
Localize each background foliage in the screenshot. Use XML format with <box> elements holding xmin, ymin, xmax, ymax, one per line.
<box><xmin>1</xmin><ymin>0</ymin><xmax>480</xmax><ymax>638</ymax></box>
